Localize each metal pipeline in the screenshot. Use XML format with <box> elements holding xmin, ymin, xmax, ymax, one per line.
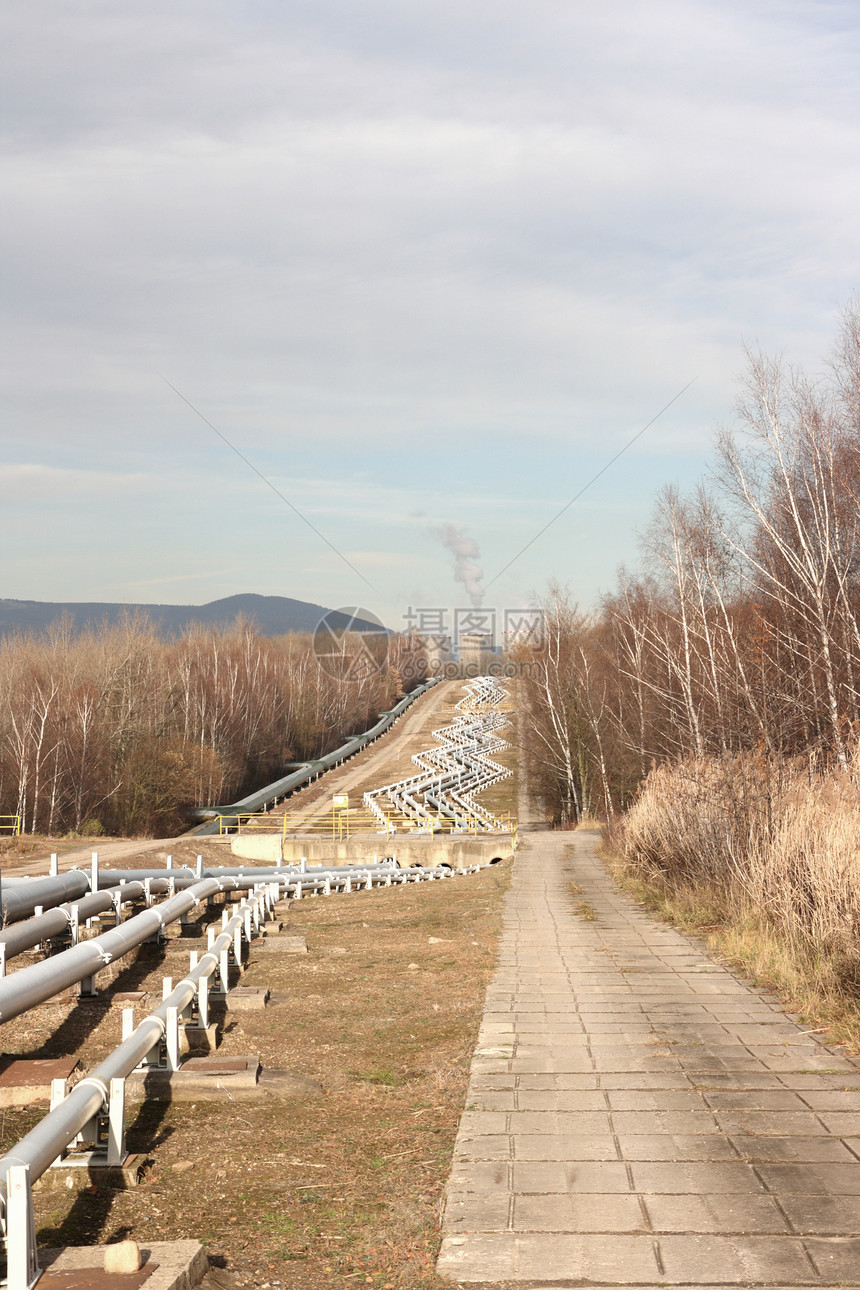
<box><xmin>188</xmin><ymin>677</ymin><xmax>441</xmax><ymax>832</ymax></box>
<box><xmin>0</xmin><ymin>861</ymin><xmax>449</xmax><ymax>1021</ymax></box>
<box><xmin>0</xmin><ymin>878</ymin><xmax>228</xmax><ymax>1025</ymax></box>
<box><xmin>93</xmin><ymin>862</ymin><xmax>399</xmax><ymax>886</ymax></box>
<box><xmin>0</xmin><ymin>879</ymin><xmax>170</xmax><ymax>963</ymax></box>
<box><xmin>0</xmin><ymin>890</ymin><xmax>265</xmax><ymax>1230</ymax></box>
<box><xmin>1</xmin><ymin>872</ymin><xmax>91</xmax><ymax>925</ymax></box>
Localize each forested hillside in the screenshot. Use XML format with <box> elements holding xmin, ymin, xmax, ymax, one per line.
<box><xmin>0</xmin><ymin>617</ymin><xmax>417</xmax><ymax>836</ymax></box>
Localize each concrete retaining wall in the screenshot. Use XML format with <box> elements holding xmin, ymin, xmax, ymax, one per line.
<box><xmin>229</xmin><ymin>833</ymin><xmax>514</xmax><ymax>869</ymax></box>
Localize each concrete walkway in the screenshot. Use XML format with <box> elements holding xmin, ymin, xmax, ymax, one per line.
<box><xmin>438</xmin><ymin>830</ymin><xmax>860</xmax><ymax>1286</ymax></box>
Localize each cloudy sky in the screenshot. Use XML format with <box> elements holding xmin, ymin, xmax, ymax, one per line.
<box><xmin>2</xmin><ymin>0</ymin><xmax>859</xmax><ymax>630</ymax></box>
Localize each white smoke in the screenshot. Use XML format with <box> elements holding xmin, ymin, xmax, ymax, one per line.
<box><xmin>432</xmin><ymin>522</ymin><xmax>485</xmax><ymax>608</ymax></box>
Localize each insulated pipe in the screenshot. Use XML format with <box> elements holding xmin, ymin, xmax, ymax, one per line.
<box><xmin>1</xmin><ymin>873</ymin><xmax>91</xmax><ymax>926</ymax></box>
<box><xmin>0</xmin><ymin>880</ymin><xmax>170</xmax><ymax>962</ymax></box>
<box><xmin>93</xmin><ymin>862</ymin><xmax>399</xmax><ymax>886</ymax></box>
<box><xmin>0</xmin><ymin>907</ymin><xmax>71</xmax><ymax>957</ymax></box>
<box><xmin>188</xmin><ymin>677</ymin><xmax>441</xmax><ymax>831</ymax></box>
<box><xmin>0</xmin><ymin>878</ymin><xmax>228</xmax><ymax>1025</ymax></box>
<box><xmin>0</xmin><ymin>891</ymin><xmax>264</xmax><ymax>1229</ymax></box>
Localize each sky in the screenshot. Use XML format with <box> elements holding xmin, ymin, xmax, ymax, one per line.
<box><xmin>2</xmin><ymin>0</ymin><xmax>859</xmax><ymax>633</ymax></box>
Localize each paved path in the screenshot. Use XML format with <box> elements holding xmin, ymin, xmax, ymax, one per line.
<box><xmin>438</xmin><ymin>830</ymin><xmax>860</xmax><ymax>1286</ymax></box>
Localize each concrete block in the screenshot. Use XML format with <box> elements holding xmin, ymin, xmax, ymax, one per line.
<box><xmin>657</xmin><ymin>1233</ymin><xmax>815</xmax><ymax>1283</ymax></box>
<box><xmin>226</xmin><ymin>986</ymin><xmax>270</xmax><ymax>1010</ymax></box>
<box><xmin>126</xmin><ymin>1055</ymin><xmax>261</xmax><ymax>1101</ymax></box>
<box><xmin>35</xmin><ymin>1153</ymin><xmax>145</xmax><ymax>1191</ymax></box>
<box><xmin>0</xmin><ymin>1057</ymin><xmax>78</xmax><ymax>1107</ymax></box>
<box><xmin>40</xmin><ymin>1239</ymin><xmax>207</xmax><ymax>1290</ymax></box>
<box><xmin>181</xmin><ymin>1024</ymin><xmax>218</xmax><ymax>1054</ymax></box>
<box><xmin>512</xmin><ymin>1191</ymin><xmax>647</xmax><ymax>1232</ymax></box>
<box><xmin>643</xmin><ymin>1192</ymin><xmax>788</xmax><ymax>1233</ymax></box>
<box><xmin>256</xmin><ymin>934</ymin><xmax>307</xmax><ymax>954</ymax></box>
<box><xmin>104</xmin><ymin>1240</ymin><xmax>141</xmax><ymax>1273</ymax></box>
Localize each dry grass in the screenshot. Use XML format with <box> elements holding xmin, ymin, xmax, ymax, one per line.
<box><xmin>568</xmin><ymin>881</ymin><xmax>598</xmax><ymax>922</ymax></box>
<box><xmin>574</xmin><ymin>814</ymin><xmax>604</xmax><ymax>831</ymax></box>
<box><xmin>607</xmin><ymin>747</ymin><xmax>860</xmax><ymax>1052</ymax></box>
<box><xmin>0</xmin><ymin>835</ymin><xmax>103</xmax><ymax>865</ymax></box>
<box><xmin>2</xmin><ymin>860</ymin><xmax>511</xmax><ymax>1289</ymax></box>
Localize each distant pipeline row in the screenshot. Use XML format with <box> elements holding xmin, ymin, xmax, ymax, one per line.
<box><xmin>185</xmin><ymin>676</ymin><xmax>442</xmax><ymax>835</ymax></box>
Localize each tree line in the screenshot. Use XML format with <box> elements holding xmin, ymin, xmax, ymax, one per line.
<box><xmin>0</xmin><ymin>616</ymin><xmax>420</xmax><ymax>837</ymax></box>
<box><xmin>521</xmin><ymin>303</ymin><xmax>860</xmax><ymax>826</ymax></box>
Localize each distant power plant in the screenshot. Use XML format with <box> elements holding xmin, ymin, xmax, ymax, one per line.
<box><xmin>457</xmin><ymin>632</ymin><xmax>495</xmax><ymax>667</ymax></box>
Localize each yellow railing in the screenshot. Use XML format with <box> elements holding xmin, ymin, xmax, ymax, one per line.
<box><xmin>221</xmin><ymin>808</ymin><xmax>395</xmax><ymax>840</ymax></box>
<box><xmin>0</xmin><ymin>815</ymin><xmax>21</xmax><ymax>836</ymax></box>
<box><xmin>220</xmin><ymin>806</ymin><xmax>517</xmax><ymax>840</ymax></box>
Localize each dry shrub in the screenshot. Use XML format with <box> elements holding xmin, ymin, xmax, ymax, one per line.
<box><xmin>620</xmin><ymin>747</ymin><xmax>860</xmax><ymax>995</ymax></box>
<box><xmin>575</xmin><ymin>812</ymin><xmax>606</xmax><ymax>830</ymax></box>
<box><xmin>621</xmin><ymin>753</ymin><xmax>777</xmax><ymax>887</ymax></box>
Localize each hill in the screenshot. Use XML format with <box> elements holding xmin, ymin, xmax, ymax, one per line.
<box><xmin>0</xmin><ymin>594</ymin><xmax>385</xmax><ymax>639</ymax></box>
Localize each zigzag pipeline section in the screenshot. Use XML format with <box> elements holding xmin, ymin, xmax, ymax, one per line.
<box><xmin>363</xmin><ymin>676</ymin><xmax>513</xmax><ymax>833</ymax></box>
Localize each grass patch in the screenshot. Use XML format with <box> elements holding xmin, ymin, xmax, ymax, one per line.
<box><xmin>19</xmin><ymin>859</ymin><xmax>511</xmax><ymax>1289</ymax></box>
<box><xmin>568</xmin><ymin>883</ymin><xmax>598</xmax><ymax>921</ymax></box>
<box><xmin>352</xmin><ymin>1066</ymin><xmax>405</xmax><ymax>1087</ymax></box>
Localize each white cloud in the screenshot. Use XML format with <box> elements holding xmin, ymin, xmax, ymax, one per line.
<box><xmin>1</xmin><ymin>0</ymin><xmax>858</xmax><ymax>607</ymax></box>
<box><xmin>1</xmin><ymin>463</ymin><xmax>155</xmax><ymax>500</ymax></box>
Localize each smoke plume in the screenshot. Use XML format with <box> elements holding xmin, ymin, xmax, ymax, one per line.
<box><xmin>433</xmin><ymin>523</ymin><xmax>485</xmax><ymax>608</ymax></box>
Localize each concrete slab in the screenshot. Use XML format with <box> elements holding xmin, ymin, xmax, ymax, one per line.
<box><xmin>255</xmin><ymin>934</ymin><xmax>307</xmax><ymax>953</ymax></box>
<box><xmin>40</xmin><ymin>1240</ymin><xmax>207</xmax><ymax>1290</ymax></box>
<box><xmin>438</xmin><ymin>829</ymin><xmax>860</xmax><ymax>1284</ymax></box>
<box><xmin>35</xmin><ymin>1153</ymin><xmax>145</xmax><ymax>1191</ymax></box>
<box><xmin>126</xmin><ymin>1054</ymin><xmax>261</xmax><ymax>1100</ymax></box>
<box><xmin>225</xmin><ymin>985</ymin><xmax>270</xmax><ymax>1010</ymax></box>
<box><xmin>0</xmin><ymin>1056</ymin><xmax>78</xmax><ymax>1106</ymax></box>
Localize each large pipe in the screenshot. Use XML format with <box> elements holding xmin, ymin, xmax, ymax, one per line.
<box><xmin>0</xmin><ymin>878</ymin><xmax>226</xmax><ymax>1024</ymax></box>
<box><xmin>0</xmin><ymin>880</ymin><xmax>171</xmax><ymax>962</ymax></box>
<box><xmin>93</xmin><ymin>862</ymin><xmax>399</xmax><ymax>886</ymax></box>
<box><xmin>0</xmin><ymin>860</ymin><xmax>444</xmax><ymax>1019</ymax></box>
<box><xmin>1</xmin><ymin>873</ymin><xmax>91</xmax><ymax>925</ymax></box>
<box><xmin>0</xmin><ymin>891</ymin><xmax>265</xmax><ymax>1231</ymax></box>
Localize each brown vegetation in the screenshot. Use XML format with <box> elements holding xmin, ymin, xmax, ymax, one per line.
<box><xmin>0</xmin><ymin>616</ymin><xmax>423</xmax><ymax>837</ymax></box>
<box><xmin>608</xmin><ymin>750</ymin><xmax>860</xmax><ymax>1045</ymax></box>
